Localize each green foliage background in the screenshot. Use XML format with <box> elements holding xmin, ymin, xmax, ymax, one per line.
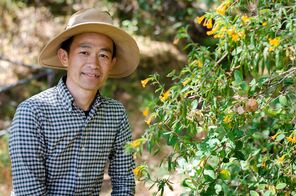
<box><xmin>127</xmin><ymin>0</ymin><xmax>296</xmax><ymax>195</ymax></box>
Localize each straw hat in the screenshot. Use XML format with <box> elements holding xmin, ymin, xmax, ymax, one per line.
<box><xmin>39</xmin><ymin>8</ymin><xmax>140</xmax><ymax>78</ymax></box>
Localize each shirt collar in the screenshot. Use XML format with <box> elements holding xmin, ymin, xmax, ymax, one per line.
<box><xmin>56</xmin><ymin>76</ymin><xmax>106</xmax><ymax>112</ymax></box>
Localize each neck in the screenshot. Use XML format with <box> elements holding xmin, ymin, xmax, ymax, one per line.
<box><xmin>66</xmin><ymin>81</ymin><xmax>97</xmax><ymax>111</ymax></box>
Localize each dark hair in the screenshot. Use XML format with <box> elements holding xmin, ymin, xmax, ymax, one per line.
<box><xmin>112</xmin><ymin>42</ymin><xmax>116</xmax><ymax>59</ymax></box>
<box><xmin>60</xmin><ymin>37</ymin><xmax>74</xmax><ymax>53</ymax></box>
<box><xmin>60</xmin><ymin>36</ymin><xmax>117</xmax><ymax>59</ymax></box>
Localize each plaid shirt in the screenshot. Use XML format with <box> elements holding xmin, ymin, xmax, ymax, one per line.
<box><xmin>9</xmin><ymin>77</ymin><xmax>135</xmax><ymax>195</ymax></box>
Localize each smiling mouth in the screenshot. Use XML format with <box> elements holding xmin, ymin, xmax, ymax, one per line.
<box><xmin>82</xmin><ymin>72</ymin><xmax>100</xmax><ymax>78</ymax></box>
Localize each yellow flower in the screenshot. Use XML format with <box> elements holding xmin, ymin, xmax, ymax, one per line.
<box><xmin>223</xmin><ymin>115</ymin><xmax>232</xmax><ymax>123</ymax></box>
<box><xmin>206</xmin><ymin>18</ymin><xmax>213</xmax><ymax>29</ymax></box>
<box><xmin>261</xmin><ymin>160</ymin><xmax>266</xmax><ymax>168</ymax></box>
<box><xmin>227</xmin><ymin>27</ymin><xmax>236</xmax><ymax>36</ymax></box>
<box><xmin>197</xmin><ymin>59</ymin><xmax>203</xmax><ymax>68</ymax></box>
<box><xmin>238</xmin><ymin>31</ymin><xmax>245</xmax><ymax>39</ymax></box>
<box><xmin>231</xmin><ymin>33</ymin><xmax>239</xmax><ymax>42</ymax></box>
<box><xmin>207</xmin><ymin>24</ymin><xmax>220</xmax><ymax>36</ymax></box>
<box><xmin>184</xmin><ymin>92</ymin><xmax>190</xmax><ymax>98</ymax></box>
<box><xmin>277</xmin><ymin>154</ymin><xmax>285</xmax><ymax>164</ymax></box>
<box><xmin>182</xmin><ymin>79</ymin><xmax>190</xmax><ymax>86</ymax></box>
<box><xmin>269</xmin><ymin>37</ymin><xmax>280</xmax><ymax>47</ymax></box>
<box><xmin>220</xmin><ymin>169</ymin><xmax>231</xmax><ymax>180</ymax></box>
<box><xmin>262</xmin><ymin>22</ymin><xmax>267</xmax><ymax>26</ymax></box>
<box><xmin>214</xmin><ymin>33</ymin><xmax>225</xmax><ymax>39</ymax></box>
<box><xmin>141</xmin><ymin>78</ymin><xmax>150</xmax><ymax>88</ymax></box>
<box><xmin>207</xmin><ymin>30</ymin><xmax>214</xmax><ymax>35</ymax></box>
<box><xmin>195</xmin><ymin>15</ymin><xmax>205</xmax><ymax>24</ymax></box>
<box><xmin>142</xmin><ymin>107</ymin><xmax>149</xmax><ymax>117</ymax></box>
<box><xmin>133</xmin><ymin>165</ymin><xmax>145</xmax><ymax>179</ymax></box>
<box><xmin>216</xmin><ymin>4</ymin><xmax>227</xmax><ymax>15</ymax></box>
<box><xmin>130</xmin><ymin>139</ymin><xmax>143</xmax><ymax>148</ymax></box>
<box><xmin>160</xmin><ymin>90</ymin><xmax>170</xmax><ymax>102</ymax></box>
<box><xmin>241</xmin><ymin>15</ymin><xmax>250</xmax><ymax>23</ymax></box>
<box><xmin>268</xmin><ymin>185</ymin><xmax>276</xmax><ymax>193</ymax></box>
<box><xmin>220</xmin><ymin>27</ymin><xmax>227</xmax><ymax>32</ymax></box>
<box><xmin>145</xmin><ymin>115</ymin><xmax>153</xmax><ymax>125</ymax></box>
<box><xmin>271</xmin><ymin>132</ymin><xmax>281</xmax><ymax>140</ymax></box>
<box><xmin>286</xmin><ymin>135</ymin><xmax>296</xmax><ymax>143</ymax></box>
<box><xmin>269</xmin><ymin>47</ymin><xmax>274</xmax><ymax>52</ymax></box>
<box><xmin>220</xmin><ymin>169</ymin><xmax>229</xmax><ymax>175</ymax></box>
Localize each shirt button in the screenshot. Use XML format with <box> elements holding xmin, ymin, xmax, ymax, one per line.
<box><xmin>78</xmin><ymin>172</ymin><xmax>82</xmax><ymax>177</ymax></box>
<box><xmin>81</xmin><ymin>146</ymin><xmax>86</xmax><ymax>151</ymax></box>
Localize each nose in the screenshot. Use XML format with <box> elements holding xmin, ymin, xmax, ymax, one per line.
<box><xmin>87</xmin><ymin>54</ymin><xmax>100</xmax><ymax>69</ymax></box>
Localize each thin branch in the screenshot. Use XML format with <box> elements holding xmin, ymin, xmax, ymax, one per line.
<box><xmin>215</xmin><ymin>52</ymin><xmax>228</xmax><ymax>67</ymax></box>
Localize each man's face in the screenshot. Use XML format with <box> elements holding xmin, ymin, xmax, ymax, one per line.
<box><xmin>58</xmin><ymin>32</ymin><xmax>116</xmax><ymax>92</ymax></box>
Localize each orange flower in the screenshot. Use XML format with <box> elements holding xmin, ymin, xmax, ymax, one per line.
<box><xmin>261</xmin><ymin>160</ymin><xmax>266</xmax><ymax>168</ymax></box>
<box><xmin>223</xmin><ymin>115</ymin><xmax>232</xmax><ymax>123</ymax></box>
<box><xmin>269</xmin><ymin>37</ymin><xmax>280</xmax><ymax>47</ymax></box>
<box><xmin>216</xmin><ymin>5</ymin><xmax>227</xmax><ymax>15</ymax></box>
<box><xmin>216</xmin><ymin>1</ymin><xmax>231</xmax><ymax>15</ymax></box>
<box><xmin>286</xmin><ymin>135</ymin><xmax>296</xmax><ymax>143</ymax></box>
<box><xmin>241</xmin><ymin>15</ymin><xmax>250</xmax><ymax>23</ymax></box>
<box><xmin>182</xmin><ymin>79</ymin><xmax>190</xmax><ymax>86</ymax></box>
<box><xmin>142</xmin><ymin>107</ymin><xmax>149</xmax><ymax>117</ymax></box>
<box><xmin>238</xmin><ymin>31</ymin><xmax>245</xmax><ymax>39</ymax></box>
<box><xmin>145</xmin><ymin>115</ymin><xmax>153</xmax><ymax>125</ymax></box>
<box><xmin>196</xmin><ymin>59</ymin><xmax>203</xmax><ymax>68</ymax></box>
<box><xmin>277</xmin><ymin>154</ymin><xmax>285</xmax><ymax>164</ymax></box>
<box><xmin>207</xmin><ymin>30</ymin><xmax>214</xmax><ymax>35</ymax></box>
<box><xmin>214</xmin><ymin>33</ymin><xmax>225</xmax><ymax>39</ymax></box>
<box><xmin>160</xmin><ymin>90</ymin><xmax>170</xmax><ymax>102</ymax></box>
<box><xmin>133</xmin><ymin>165</ymin><xmax>145</xmax><ymax>179</ymax></box>
<box><xmin>130</xmin><ymin>139</ymin><xmax>143</xmax><ymax>148</ymax></box>
<box><xmin>141</xmin><ymin>78</ymin><xmax>150</xmax><ymax>88</ymax></box>
<box><xmin>271</xmin><ymin>132</ymin><xmax>281</xmax><ymax>140</ymax></box>
<box><xmin>231</xmin><ymin>33</ymin><xmax>239</xmax><ymax>42</ymax></box>
<box><xmin>206</xmin><ymin>19</ymin><xmax>213</xmax><ymax>29</ymax></box>
<box><xmin>227</xmin><ymin>27</ymin><xmax>236</xmax><ymax>36</ymax></box>
<box><xmin>195</xmin><ymin>15</ymin><xmax>205</xmax><ymax>24</ymax></box>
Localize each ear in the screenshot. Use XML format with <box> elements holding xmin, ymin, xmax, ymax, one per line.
<box><xmin>57</xmin><ymin>48</ymin><xmax>69</xmax><ymax>67</ymax></box>
<box><xmin>110</xmin><ymin>57</ymin><xmax>117</xmax><ymax>69</ymax></box>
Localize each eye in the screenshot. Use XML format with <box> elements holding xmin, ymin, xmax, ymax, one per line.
<box><xmin>79</xmin><ymin>51</ymin><xmax>89</xmax><ymax>55</ymax></box>
<box><xmin>99</xmin><ymin>53</ymin><xmax>110</xmax><ymax>59</ymax></box>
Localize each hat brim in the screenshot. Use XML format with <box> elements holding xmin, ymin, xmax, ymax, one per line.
<box><xmin>39</xmin><ymin>22</ymin><xmax>140</xmax><ymax>78</ymax></box>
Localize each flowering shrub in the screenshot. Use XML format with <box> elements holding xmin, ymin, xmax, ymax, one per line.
<box><xmin>127</xmin><ymin>0</ymin><xmax>296</xmax><ymax>195</ymax></box>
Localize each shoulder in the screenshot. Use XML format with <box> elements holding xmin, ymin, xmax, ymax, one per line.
<box><xmin>101</xmin><ymin>97</ymin><xmax>126</xmax><ymax>112</ymax></box>
<box><xmin>16</xmin><ymin>87</ymin><xmax>57</xmax><ymax>112</ymax></box>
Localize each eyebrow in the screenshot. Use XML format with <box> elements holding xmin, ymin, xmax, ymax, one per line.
<box><xmin>78</xmin><ymin>43</ymin><xmax>113</xmax><ymax>53</ymax></box>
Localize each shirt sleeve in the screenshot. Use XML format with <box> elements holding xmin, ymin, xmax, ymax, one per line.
<box><xmin>9</xmin><ymin>101</ymin><xmax>47</xmax><ymax>195</ymax></box>
<box><xmin>108</xmin><ymin>108</ymin><xmax>136</xmax><ymax>196</ymax></box>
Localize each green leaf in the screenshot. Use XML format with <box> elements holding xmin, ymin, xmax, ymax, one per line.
<box><xmin>234</xmin><ymin>150</ymin><xmax>246</xmax><ymax>160</ymax></box>
<box><xmin>234</xmin><ymin>70</ymin><xmax>243</xmax><ymax>83</ymax></box>
<box><xmin>182</xmin><ymin>178</ymin><xmax>195</xmax><ymax>189</ymax></box>
<box><xmin>204</xmin><ymin>169</ymin><xmax>216</xmax><ymax>180</ymax></box>
<box><xmin>215</xmin><ymin>184</ymin><xmax>222</xmax><ymax>194</ymax></box>
<box><xmin>276</xmin><ymin>182</ymin><xmax>286</xmax><ymax>189</ymax></box>
<box><xmin>167</xmin><ymin>134</ymin><xmax>177</xmax><ymax>145</ymax></box>
<box><xmin>275</xmin><ymin>134</ymin><xmax>285</xmax><ymax>142</ymax></box>
<box><xmin>191</xmin><ymin>100</ymin><xmax>198</xmax><ymax>110</ymax></box>
<box><xmin>240</xmin><ymin>81</ymin><xmax>249</xmax><ymax>93</ymax></box>
<box><xmin>250</xmin><ymin>190</ymin><xmax>260</xmax><ymax>196</ymax></box>
<box><xmin>279</xmin><ymin>95</ymin><xmax>287</xmax><ymax>106</ymax></box>
<box><xmin>258</xmin><ymin>184</ymin><xmax>266</xmax><ymax>190</ymax></box>
<box><xmin>263</xmin><ymin>190</ymin><xmax>272</xmax><ymax>196</ymax></box>
<box><xmin>167</xmin><ymin>69</ymin><xmax>176</xmax><ymax>77</ymax></box>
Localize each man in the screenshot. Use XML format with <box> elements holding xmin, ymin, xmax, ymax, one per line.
<box><xmin>9</xmin><ymin>8</ymin><xmax>140</xmax><ymax>195</ymax></box>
